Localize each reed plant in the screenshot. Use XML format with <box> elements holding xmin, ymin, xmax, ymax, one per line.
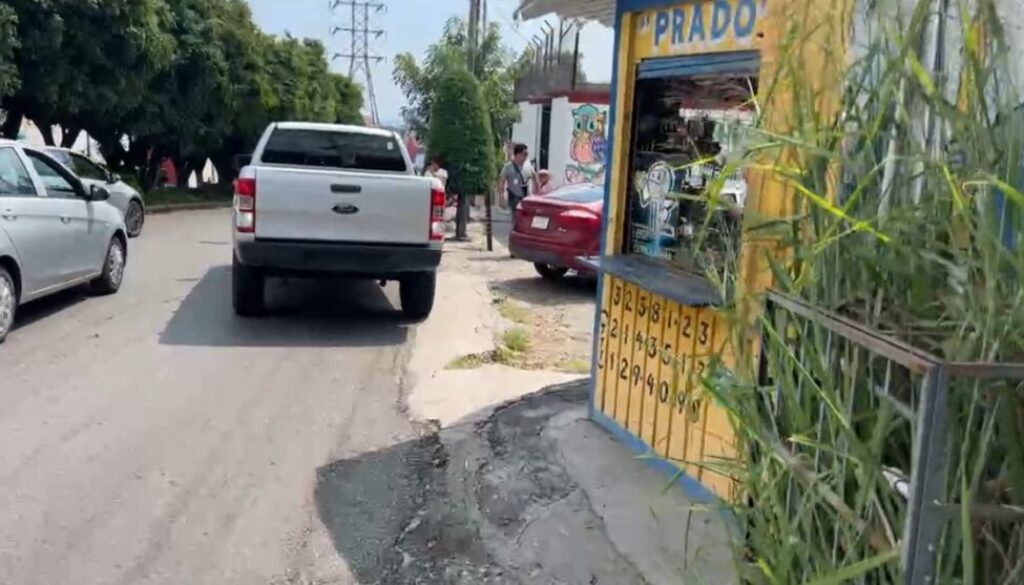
<box><xmin>694</xmin><ymin>0</ymin><xmax>1024</xmax><ymax>582</ymax></box>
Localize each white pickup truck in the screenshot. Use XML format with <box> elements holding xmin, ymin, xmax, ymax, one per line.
<box><xmin>231</xmin><ymin>122</ymin><xmax>445</xmax><ymax>319</ymax></box>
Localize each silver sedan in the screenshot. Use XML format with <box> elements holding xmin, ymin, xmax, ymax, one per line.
<box><xmin>43</xmin><ymin>147</ymin><xmax>146</xmax><ymax>237</ymax></box>
<box><xmin>0</xmin><ymin>141</ymin><xmax>128</xmax><ymax>343</ymax></box>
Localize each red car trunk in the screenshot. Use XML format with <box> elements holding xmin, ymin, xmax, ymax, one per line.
<box><xmin>509</xmin><ymin>184</ymin><xmax>604</xmax><ymax>274</ymax></box>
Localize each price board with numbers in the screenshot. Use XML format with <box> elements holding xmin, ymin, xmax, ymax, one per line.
<box><xmin>594</xmin><ymin>275</ymin><xmax>737</xmax><ymax>499</ymax></box>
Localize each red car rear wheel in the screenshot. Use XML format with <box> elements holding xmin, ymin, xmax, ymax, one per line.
<box><xmin>534</xmin><ymin>263</ymin><xmax>569</xmax><ymax>281</ymax></box>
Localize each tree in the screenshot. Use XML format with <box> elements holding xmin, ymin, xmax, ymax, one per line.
<box><xmin>0</xmin><ymin>0</ymin><xmax>175</xmax><ymax>144</ymax></box>
<box><xmin>0</xmin><ymin>0</ymin><xmax>363</xmax><ymax>191</ymax></box>
<box><xmin>428</xmin><ymin>63</ymin><xmax>495</xmax><ymax>229</ymax></box>
<box><xmin>0</xmin><ymin>4</ymin><xmax>19</xmax><ymax>102</ymax></box>
<box><xmin>330</xmin><ymin>73</ymin><xmax>364</xmax><ymax>125</ymax></box>
<box><xmin>393</xmin><ymin>17</ymin><xmax>520</xmax><ymax>148</ymax></box>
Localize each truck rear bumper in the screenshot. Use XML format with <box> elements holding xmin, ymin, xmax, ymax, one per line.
<box><xmin>234</xmin><ymin>239</ymin><xmax>441</xmax><ymax>277</ymax></box>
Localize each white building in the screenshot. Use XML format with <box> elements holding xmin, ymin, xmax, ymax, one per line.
<box><xmin>510</xmin><ymin>86</ymin><xmax>610</xmax><ymax>191</ymax></box>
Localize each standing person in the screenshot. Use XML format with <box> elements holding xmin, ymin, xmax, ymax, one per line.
<box><xmin>424</xmin><ymin>156</ymin><xmax>453</xmax><ymax>207</ymax></box>
<box><xmin>424</xmin><ymin>156</ymin><xmax>449</xmax><ymax>188</ymax></box>
<box><xmin>497</xmin><ymin>143</ymin><xmax>538</xmax><ymax>212</ymax></box>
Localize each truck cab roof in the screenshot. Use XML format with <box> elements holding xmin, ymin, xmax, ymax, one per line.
<box><xmin>271</xmin><ymin>122</ymin><xmax>398</xmax><ymax>139</ymax></box>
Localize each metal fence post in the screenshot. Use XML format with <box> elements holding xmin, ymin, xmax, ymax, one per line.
<box><xmin>903</xmin><ymin>365</ymin><xmax>951</xmax><ymax>585</ymax></box>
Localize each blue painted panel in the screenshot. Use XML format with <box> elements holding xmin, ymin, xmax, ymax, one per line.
<box><xmin>637</xmin><ymin>50</ymin><xmax>759</xmax><ymax>79</ymax></box>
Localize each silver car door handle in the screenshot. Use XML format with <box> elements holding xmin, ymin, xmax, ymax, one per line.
<box><xmin>1</xmin><ymin>209</ymin><xmax>14</xmax><ymax>221</ymax></box>
<box><xmin>60</xmin><ymin>215</ymin><xmax>72</xmax><ymax>224</ymax></box>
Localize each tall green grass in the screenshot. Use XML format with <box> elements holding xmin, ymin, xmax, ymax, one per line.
<box><xmin>693</xmin><ymin>0</ymin><xmax>1024</xmax><ymax>581</ymax></box>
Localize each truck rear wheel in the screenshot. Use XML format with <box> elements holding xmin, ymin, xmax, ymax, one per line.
<box><xmin>232</xmin><ymin>256</ymin><xmax>265</xmax><ymax>317</ymax></box>
<box><xmin>400</xmin><ymin>271</ymin><xmax>436</xmax><ymax>321</ymax></box>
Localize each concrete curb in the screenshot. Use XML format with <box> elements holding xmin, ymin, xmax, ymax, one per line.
<box><xmin>146</xmin><ymin>202</ymin><xmax>231</xmax><ymax>215</ymax></box>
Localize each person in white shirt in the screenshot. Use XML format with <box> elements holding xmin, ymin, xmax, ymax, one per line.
<box><xmin>424</xmin><ymin>156</ymin><xmax>448</xmax><ymax>188</ymax></box>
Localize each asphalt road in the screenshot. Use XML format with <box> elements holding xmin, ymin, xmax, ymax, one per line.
<box><xmin>0</xmin><ymin>209</ymin><xmax>420</xmax><ymax>585</ymax></box>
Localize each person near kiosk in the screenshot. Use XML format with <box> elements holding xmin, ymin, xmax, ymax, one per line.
<box><xmin>498</xmin><ymin>143</ymin><xmax>539</xmax><ymax>212</ymax></box>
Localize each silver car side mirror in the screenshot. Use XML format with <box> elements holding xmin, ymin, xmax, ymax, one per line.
<box><xmin>88</xmin><ymin>184</ymin><xmax>111</xmax><ymax>202</ymax></box>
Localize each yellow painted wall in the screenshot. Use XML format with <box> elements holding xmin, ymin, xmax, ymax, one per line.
<box><xmin>595</xmin><ymin>0</ymin><xmax>847</xmax><ymax>500</ymax></box>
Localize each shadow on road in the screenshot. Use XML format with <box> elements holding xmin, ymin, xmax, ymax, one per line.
<box><xmin>13</xmin><ymin>286</ymin><xmax>91</xmax><ymax>333</ymax></box>
<box><xmin>159</xmin><ymin>266</ymin><xmax>410</xmax><ymax>348</ymax></box>
<box><xmin>313</xmin><ymin>381</ymin><xmax>595</xmax><ymax>584</ymax></box>
<box><xmin>491</xmin><ymin>275</ymin><xmax>597</xmax><ymax>308</ymax></box>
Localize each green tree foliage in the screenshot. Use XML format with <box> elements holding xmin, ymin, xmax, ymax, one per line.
<box><xmin>393</xmin><ymin>17</ymin><xmax>521</xmax><ymax>149</ymax></box>
<box><xmin>0</xmin><ymin>4</ymin><xmax>19</xmax><ymax>102</ymax></box>
<box><xmin>427</xmin><ymin>64</ymin><xmax>495</xmax><ymax>196</ymax></box>
<box><xmin>0</xmin><ymin>0</ymin><xmax>364</xmax><ymax>190</ymax></box>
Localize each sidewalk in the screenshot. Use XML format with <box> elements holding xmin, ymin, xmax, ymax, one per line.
<box><xmin>311</xmin><ymin>218</ymin><xmax>737</xmax><ymax>584</ymax></box>
<box><xmin>406</xmin><ymin>215</ymin><xmax>596</xmax><ymax>426</ymax></box>
<box><xmin>316</xmin><ymin>380</ymin><xmax>737</xmax><ymax>584</ymax></box>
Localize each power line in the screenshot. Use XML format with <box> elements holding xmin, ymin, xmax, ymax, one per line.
<box><xmin>330</xmin><ymin>0</ymin><xmax>386</xmax><ymax>126</ymax></box>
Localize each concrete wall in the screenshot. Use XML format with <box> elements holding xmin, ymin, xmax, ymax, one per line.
<box><xmin>549</xmin><ymin>97</ymin><xmax>609</xmax><ymax>189</ymax></box>
<box><xmin>510</xmin><ymin>101</ymin><xmax>542</xmax><ymax>162</ymax></box>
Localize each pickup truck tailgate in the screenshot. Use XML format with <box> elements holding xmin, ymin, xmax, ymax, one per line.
<box><xmin>254</xmin><ymin>167</ymin><xmax>431</xmax><ymax>245</ymax></box>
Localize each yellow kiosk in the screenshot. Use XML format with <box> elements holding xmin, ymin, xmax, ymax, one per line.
<box><xmin>575</xmin><ymin>0</ymin><xmax>805</xmax><ymax>501</ymax></box>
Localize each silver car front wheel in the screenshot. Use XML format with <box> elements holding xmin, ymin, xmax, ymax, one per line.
<box><xmin>90</xmin><ymin>237</ymin><xmax>125</xmax><ymax>295</ymax></box>
<box><xmin>0</xmin><ymin>267</ymin><xmax>16</xmax><ymax>343</ymax></box>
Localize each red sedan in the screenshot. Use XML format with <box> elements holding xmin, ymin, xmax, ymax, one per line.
<box><xmin>509</xmin><ymin>183</ymin><xmax>604</xmax><ymax>280</ymax></box>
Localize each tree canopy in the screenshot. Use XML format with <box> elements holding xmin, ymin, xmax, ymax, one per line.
<box><xmin>427</xmin><ymin>64</ymin><xmax>495</xmax><ymax>196</ymax></box>
<box><xmin>0</xmin><ymin>0</ymin><xmax>363</xmax><ymax>190</ymax></box>
<box><xmin>393</xmin><ymin>17</ymin><xmax>522</xmax><ymax>150</ymax></box>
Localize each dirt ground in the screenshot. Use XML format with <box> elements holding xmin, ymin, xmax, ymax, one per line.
<box><xmin>440</xmin><ymin>223</ymin><xmax>597</xmax><ymax>374</ymax></box>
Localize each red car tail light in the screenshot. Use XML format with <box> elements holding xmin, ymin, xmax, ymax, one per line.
<box><xmin>558</xmin><ymin>209</ymin><xmax>601</xmax><ymax>232</ymax></box>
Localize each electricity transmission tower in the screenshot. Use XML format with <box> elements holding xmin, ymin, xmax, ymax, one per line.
<box><xmin>331</xmin><ymin>0</ymin><xmax>386</xmax><ymax>126</ymax></box>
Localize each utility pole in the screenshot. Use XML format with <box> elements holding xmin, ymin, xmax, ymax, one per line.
<box><xmin>330</xmin><ymin>0</ymin><xmax>386</xmax><ymax>126</ymax></box>
<box><xmin>459</xmin><ymin>0</ymin><xmax>484</xmax><ymax>245</ymax></box>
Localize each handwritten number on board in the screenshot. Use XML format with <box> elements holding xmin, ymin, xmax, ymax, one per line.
<box><xmin>638</xmin><ymin>297</ymin><xmax>648</xmax><ymax>318</ymax></box>
<box><xmin>624</xmin><ymin>289</ymin><xmax>633</xmax><ymax>312</ymax></box>
<box><xmin>652</xmin><ymin>302</ymin><xmax>661</xmax><ymax>323</ymax></box>
<box><xmin>632</xmin><ymin>364</ymin><xmax>642</xmax><ymax>385</ymax></box>
<box><xmin>682</xmin><ymin>316</ymin><xmax>693</xmax><ymax>339</ymax></box>
<box><xmin>659</xmin><ymin>381</ymin><xmax>670</xmax><ymax>403</ymax></box>
<box><xmin>613</xmin><ymin>286</ymin><xmax>622</xmax><ymax>306</ymax></box>
<box><xmin>699</xmin><ymin>321</ymin><xmax>710</xmax><ymax>345</ymax></box>
<box><xmin>646</xmin><ymin>374</ymin><xmax>655</xmax><ymax>395</ymax></box>
<box><xmin>619</xmin><ymin>357</ymin><xmax>629</xmax><ymax>381</ymax></box>
<box><xmin>688</xmin><ymin>399</ymin><xmax>703</xmax><ymax>423</ymax></box>
<box><xmin>598</xmin><ymin>348</ymin><xmax>605</xmax><ymax>369</ymax></box>
<box><xmin>647</xmin><ymin>337</ymin><xmax>658</xmax><ymax>359</ymax></box>
<box><xmin>610</xmin><ymin>318</ymin><xmax>619</xmax><ymax>339</ymax></box>
<box><xmin>662</xmin><ymin>343</ymin><xmax>672</xmax><ymax>366</ymax></box>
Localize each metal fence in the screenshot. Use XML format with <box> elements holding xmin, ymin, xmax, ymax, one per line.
<box><xmin>761</xmin><ymin>291</ymin><xmax>1024</xmax><ymax>584</ymax></box>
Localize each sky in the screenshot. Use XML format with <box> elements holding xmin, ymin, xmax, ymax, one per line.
<box><xmin>246</xmin><ymin>0</ymin><xmax>615</xmax><ymax>126</ymax></box>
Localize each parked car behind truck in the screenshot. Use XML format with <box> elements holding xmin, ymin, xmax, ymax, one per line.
<box><xmin>0</xmin><ymin>140</ymin><xmax>128</xmax><ymax>343</ymax></box>
<box><xmin>231</xmin><ymin>122</ymin><xmax>444</xmax><ymax>319</ymax></box>
<box><xmin>43</xmin><ymin>147</ymin><xmax>146</xmax><ymax>238</ymax></box>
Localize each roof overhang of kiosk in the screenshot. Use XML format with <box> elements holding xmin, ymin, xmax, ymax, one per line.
<box><xmin>515</xmin><ymin>0</ymin><xmax>615</xmax><ymax>25</ymax></box>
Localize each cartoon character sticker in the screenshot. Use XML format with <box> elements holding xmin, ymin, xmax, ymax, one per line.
<box><xmin>630</xmin><ymin>161</ymin><xmax>679</xmax><ymax>260</ymax></box>
<box><xmin>565</xmin><ymin>104</ymin><xmax>608</xmax><ymax>185</ymax></box>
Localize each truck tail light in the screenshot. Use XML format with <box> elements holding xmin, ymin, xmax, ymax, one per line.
<box><xmin>234</xmin><ymin>177</ymin><xmax>256</xmax><ymax>233</ymax></box>
<box><xmin>429</xmin><ymin>186</ymin><xmax>445</xmax><ymax>241</ymax></box>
